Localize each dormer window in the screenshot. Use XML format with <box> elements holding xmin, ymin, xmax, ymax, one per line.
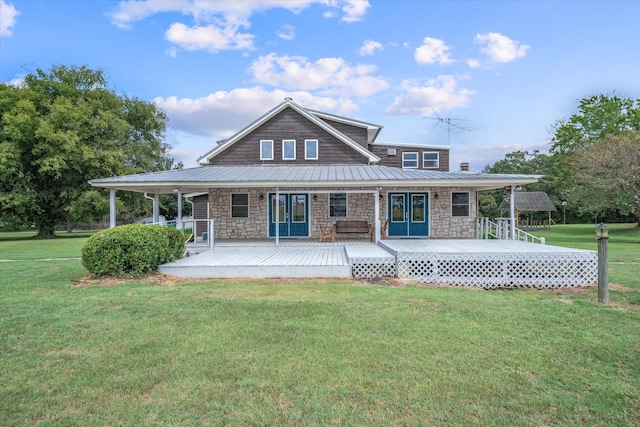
<box><xmin>423</xmin><ymin>152</ymin><xmax>439</xmax><ymax>168</ymax></box>
<box><xmin>282</xmin><ymin>140</ymin><xmax>296</xmax><ymax>160</ymax></box>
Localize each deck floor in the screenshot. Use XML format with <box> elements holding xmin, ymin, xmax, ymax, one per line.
<box><xmin>161</xmin><ymin>238</ymin><xmax>596</xmax><ymax>286</ymax></box>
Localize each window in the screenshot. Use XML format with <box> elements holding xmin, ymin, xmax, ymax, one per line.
<box><xmin>305</xmin><ymin>139</ymin><xmax>318</xmax><ymax>160</ymax></box>
<box><xmin>451</xmin><ymin>192</ymin><xmax>470</xmax><ymax>217</ymax></box>
<box><xmin>402</xmin><ymin>152</ymin><xmax>419</xmax><ymax>168</ymax></box>
<box><xmin>282</xmin><ymin>140</ymin><xmax>296</xmax><ymax>160</ymax></box>
<box><xmin>260</xmin><ymin>140</ymin><xmax>273</xmax><ymax>160</ymax></box>
<box><xmin>329</xmin><ymin>193</ymin><xmax>347</xmax><ymax>217</ymax></box>
<box><xmin>231</xmin><ymin>193</ymin><xmax>249</xmax><ymax>218</ymax></box>
<box><xmin>423</xmin><ymin>152</ymin><xmax>439</xmax><ymax>168</ymax></box>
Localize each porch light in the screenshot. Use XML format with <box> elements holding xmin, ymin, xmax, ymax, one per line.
<box><xmin>595</xmin><ymin>222</ymin><xmax>609</xmax><ymax>239</ymax></box>
<box><xmin>313</xmin><ymin>194</ymin><xmax>318</xmax><ymax>201</ymax></box>
<box><xmin>434</xmin><ymin>193</ymin><xmax>439</xmax><ymax>200</ymax></box>
<box><xmin>259</xmin><ymin>194</ymin><xmax>264</xmax><ymax>201</ymax></box>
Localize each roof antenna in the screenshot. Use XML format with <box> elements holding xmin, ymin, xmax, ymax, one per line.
<box><xmin>424</xmin><ymin>110</ymin><xmax>473</xmax><ymax>147</ymax></box>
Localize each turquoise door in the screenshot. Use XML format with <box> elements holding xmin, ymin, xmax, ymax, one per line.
<box><xmin>387</xmin><ymin>193</ymin><xmax>429</xmax><ymax>237</ymax></box>
<box><xmin>268</xmin><ymin>194</ymin><xmax>309</xmax><ymax>237</ymax></box>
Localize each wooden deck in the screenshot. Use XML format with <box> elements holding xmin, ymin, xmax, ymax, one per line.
<box><xmin>160</xmin><ymin>238</ymin><xmax>597</xmax><ymax>288</ymax></box>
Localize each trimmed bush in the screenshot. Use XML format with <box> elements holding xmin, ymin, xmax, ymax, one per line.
<box><xmin>165</xmin><ymin>226</ymin><xmax>187</xmax><ymax>262</ymax></box>
<box><xmin>81</xmin><ymin>224</ymin><xmax>184</xmax><ymax>278</ymax></box>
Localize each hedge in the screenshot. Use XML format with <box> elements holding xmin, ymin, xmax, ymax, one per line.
<box><xmin>81</xmin><ymin>224</ymin><xmax>185</xmax><ymax>278</ymax></box>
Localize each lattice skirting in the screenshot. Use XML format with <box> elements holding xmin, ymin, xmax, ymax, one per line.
<box><xmin>350</xmin><ymin>257</ymin><xmax>397</xmax><ymax>279</ymax></box>
<box><xmin>396</xmin><ymin>252</ymin><xmax>597</xmax><ymax>289</ymax></box>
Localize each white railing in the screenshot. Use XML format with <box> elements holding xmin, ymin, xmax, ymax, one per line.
<box><xmin>477</xmin><ymin>218</ymin><xmax>545</xmax><ymax>245</ymax></box>
<box><xmin>146</xmin><ymin>218</ymin><xmax>215</xmax><ymax>251</ymax></box>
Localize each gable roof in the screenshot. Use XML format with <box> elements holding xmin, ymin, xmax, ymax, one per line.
<box><xmin>305</xmin><ymin>108</ymin><xmax>383</xmax><ymax>144</ymax></box>
<box><xmin>499</xmin><ymin>192</ymin><xmax>557</xmax><ymax>212</ymax></box>
<box><xmin>197</xmin><ymin>98</ymin><xmax>381</xmax><ymax>165</ymax></box>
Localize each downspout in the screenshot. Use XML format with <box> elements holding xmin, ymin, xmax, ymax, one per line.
<box><xmin>143</xmin><ymin>193</ymin><xmax>160</xmax><ymax>224</ymax></box>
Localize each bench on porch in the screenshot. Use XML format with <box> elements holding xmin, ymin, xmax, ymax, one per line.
<box><xmin>319</xmin><ymin>220</ymin><xmax>374</xmax><ymax>243</ymax></box>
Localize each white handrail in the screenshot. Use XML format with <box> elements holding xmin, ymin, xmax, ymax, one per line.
<box><xmin>477</xmin><ymin>218</ymin><xmax>545</xmax><ymax>245</ymax></box>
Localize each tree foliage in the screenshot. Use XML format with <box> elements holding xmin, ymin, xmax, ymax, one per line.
<box><xmin>0</xmin><ymin>65</ymin><xmax>171</xmax><ymax>237</ymax></box>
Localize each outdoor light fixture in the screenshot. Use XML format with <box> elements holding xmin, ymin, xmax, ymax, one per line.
<box><xmin>259</xmin><ymin>194</ymin><xmax>264</xmax><ymax>201</ymax></box>
<box><xmin>313</xmin><ymin>194</ymin><xmax>318</xmax><ymax>201</ymax></box>
<box><xmin>434</xmin><ymin>193</ymin><xmax>439</xmax><ymax>200</ymax></box>
<box><xmin>595</xmin><ymin>222</ymin><xmax>609</xmax><ymax>239</ymax></box>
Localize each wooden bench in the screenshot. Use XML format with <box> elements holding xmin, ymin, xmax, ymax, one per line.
<box><xmin>336</xmin><ymin>220</ymin><xmax>373</xmax><ymax>242</ymax></box>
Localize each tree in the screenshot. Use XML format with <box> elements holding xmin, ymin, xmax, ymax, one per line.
<box><xmin>568</xmin><ymin>131</ymin><xmax>640</xmax><ymax>226</ymax></box>
<box><xmin>0</xmin><ymin>65</ymin><xmax>171</xmax><ymax>238</ymax></box>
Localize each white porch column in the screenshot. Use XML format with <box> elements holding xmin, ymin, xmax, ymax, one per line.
<box><xmin>109</xmin><ymin>189</ymin><xmax>116</xmax><ymax>228</ymax></box>
<box><xmin>176</xmin><ymin>189</ymin><xmax>183</xmax><ymax>230</ymax></box>
<box><xmin>275</xmin><ymin>187</ymin><xmax>280</xmax><ymax>247</ymax></box>
<box><xmin>510</xmin><ymin>185</ymin><xmax>516</xmax><ymax>240</ymax></box>
<box><xmin>153</xmin><ymin>194</ymin><xmax>160</xmax><ymax>224</ymax></box>
<box><xmin>374</xmin><ymin>188</ymin><xmax>380</xmax><ymax>242</ymax></box>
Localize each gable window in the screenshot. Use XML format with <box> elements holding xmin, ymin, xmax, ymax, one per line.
<box><xmin>423</xmin><ymin>152</ymin><xmax>439</xmax><ymax>168</ymax></box>
<box><xmin>260</xmin><ymin>140</ymin><xmax>273</xmax><ymax>160</ymax></box>
<box><xmin>402</xmin><ymin>152</ymin><xmax>419</xmax><ymax>168</ymax></box>
<box><xmin>329</xmin><ymin>193</ymin><xmax>347</xmax><ymax>217</ymax></box>
<box><xmin>305</xmin><ymin>139</ymin><xmax>318</xmax><ymax>160</ymax></box>
<box><xmin>231</xmin><ymin>193</ymin><xmax>249</xmax><ymax>218</ymax></box>
<box><xmin>282</xmin><ymin>140</ymin><xmax>296</xmax><ymax>160</ymax></box>
<box><xmin>451</xmin><ymin>192</ymin><xmax>470</xmax><ymax>217</ymax></box>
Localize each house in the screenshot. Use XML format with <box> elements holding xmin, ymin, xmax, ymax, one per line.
<box><xmin>90</xmin><ymin>98</ymin><xmax>540</xmax><ymax>242</ymax></box>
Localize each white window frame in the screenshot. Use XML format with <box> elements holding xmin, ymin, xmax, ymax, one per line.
<box><xmin>260</xmin><ymin>140</ymin><xmax>273</xmax><ymax>160</ymax></box>
<box><xmin>423</xmin><ymin>152</ymin><xmax>439</xmax><ymax>169</ymax></box>
<box><xmin>402</xmin><ymin>152</ymin><xmax>419</xmax><ymax>169</ymax></box>
<box><xmin>282</xmin><ymin>139</ymin><xmax>296</xmax><ymax>160</ymax></box>
<box><xmin>305</xmin><ymin>139</ymin><xmax>318</xmax><ymax>160</ymax></box>
<box><xmin>230</xmin><ymin>193</ymin><xmax>250</xmax><ymax>218</ymax></box>
<box><xmin>329</xmin><ymin>193</ymin><xmax>347</xmax><ymax>218</ymax></box>
<box><xmin>451</xmin><ymin>192</ymin><xmax>470</xmax><ymax>217</ymax></box>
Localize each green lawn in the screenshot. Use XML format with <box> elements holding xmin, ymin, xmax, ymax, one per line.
<box><xmin>1</xmin><ymin>227</ymin><xmax>638</xmax><ymax>426</ymax></box>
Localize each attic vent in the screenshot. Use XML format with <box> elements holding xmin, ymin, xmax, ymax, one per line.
<box><xmin>387</xmin><ymin>148</ymin><xmax>397</xmax><ymax>156</ymax></box>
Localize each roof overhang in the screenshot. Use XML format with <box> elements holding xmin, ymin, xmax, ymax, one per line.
<box><xmin>89</xmin><ymin>165</ymin><xmax>541</xmax><ymax>194</ymax></box>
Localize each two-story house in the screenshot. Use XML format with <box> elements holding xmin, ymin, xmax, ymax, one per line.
<box><xmin>90</xmin><ymin>98</ymin><xmax>540</xmax><ymax>242</ymax></box>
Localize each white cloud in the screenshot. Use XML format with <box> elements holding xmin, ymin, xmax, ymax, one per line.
<box><xmin>248</xmin><ymin>53</ymin><xmax>389</xmax><ymax>97</ymax></box>
<box><xmin>359</xmin><ymin>39</ymin><xmax>383</xmax><ymax>56</ymax></box>
<box><xmin>154</xmin><ymin>87</ymin><xmax>359</xmax><ymax>139</ymax></box>
<box><xmin>277</xmin><ymin>24</ymin><xmax>295</xmax><ymax>40</ymax></box>
<box><xmin>108</xmin><ymin>1</ymin><xmax>369</xmax><ymax>52</ymax></box>
<box><xmin>165</xmin><ymin>22</ymin><xmax>255</xmax><ymax>52</ymax></box>
<box><xmin>386</xmin><ymin>75</ymin><xmax>474</xmax><ymax>116</ymax></box>
<box><xmin>414</xmin><ymin>37</ymin><xmax>455</xmax><ymax>65</ymax></box>
<box><xmin>0</xmin><ymin>0</ymin><xmax>19</xmax><ymax>37</ymax></box>
<box><xmin>473</xmin><ymin>32</ymin><xmax>530</xmax><ymax>66</ymax></box>
<box><xmin>466</xmin><ymin>58</ymin><xmax>481</xmax><ymax>69</ymax></box>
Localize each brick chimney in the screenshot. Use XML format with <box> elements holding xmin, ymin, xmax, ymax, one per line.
<box><xmin>460</xmin><ymin>162</ymin><xmax>470</xmax><ymax>172</ymax></box>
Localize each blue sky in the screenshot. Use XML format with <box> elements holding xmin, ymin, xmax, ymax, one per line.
<box><xmin>1</xmin><ymin>0</ymin><xmax>639</xmax><ymax>170</ymax></box>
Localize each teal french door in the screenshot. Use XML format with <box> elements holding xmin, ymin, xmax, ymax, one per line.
<box><xmin>388</xmin><ymin>193</ymin><xmax>429</xmax><ymax>237</ymax></box>
<box><xmin>268</xmin><ymin>193</ymin><xmax>309</xmax><ymax>237</ymax></box>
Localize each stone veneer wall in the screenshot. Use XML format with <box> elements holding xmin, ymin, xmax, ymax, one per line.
<box><xmin>208</xmin><ymin>187</ymin><xmax>477</xmax><ymax>239</ymax></box>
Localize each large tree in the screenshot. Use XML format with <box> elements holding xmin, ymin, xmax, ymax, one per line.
<box><xmin>0</xmin><ymin>65</ymin><xmax>170</xmax><ymax>237</ymax></box>
<box><xmin>568</xmin><ymin>131</ymin><xmax>640</xmax><ymax>226</ymax></box>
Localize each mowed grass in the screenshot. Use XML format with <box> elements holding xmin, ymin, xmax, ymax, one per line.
<box><xmin>1</xmin><ymin>228</ymin><xmax>639</xmax><ymax>426</ymax></box>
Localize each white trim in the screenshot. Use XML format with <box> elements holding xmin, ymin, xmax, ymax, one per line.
<box><xmin>305</xmin><ymin>139</ymin><xmax>318</xmax><ymax>160</ymax></box>
<box><xmin>422</xmin><ymin>152</ymin><xmax>439</xmax><ymax>169</ymax></box>
<box><xmin>230</xmin><ymin>192</ymin><xmax>250</xmax><ymax>218</ymax></box>
<box><xmin>282</xmin><ymin>139</ymin><xmax>296</xmax><ymax>160</ymax></box>
<box><xmin>260</xmin><ymin>140</ymin><xmax>274</xmax><ymax>160</ymax></box>
<box><xmin>372</xmin><ymin>141</ymin><xmax>450</xmax><ymax>150</ymax></box>
<box><xmin>402</xmin><ymin>152</ymin><xmax>419</xmax><ymax>169</ymax></box>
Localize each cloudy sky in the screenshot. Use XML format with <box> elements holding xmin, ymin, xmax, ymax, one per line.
<box><xmin>1</xmin><ymin>0</ymin><xmax>638</xmax><ymax>170</ymax></box>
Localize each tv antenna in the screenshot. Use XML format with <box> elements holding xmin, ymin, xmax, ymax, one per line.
<box><xmin>424</xmin><ymin>111</ymin><xmax>473</xmax><ymax>147</ymax></box>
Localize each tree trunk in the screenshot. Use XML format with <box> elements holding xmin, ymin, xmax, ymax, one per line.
<box><xmin>36</xmin><ymin>224</ymin><xmax>56</xmax><ymax>239</ymax></box>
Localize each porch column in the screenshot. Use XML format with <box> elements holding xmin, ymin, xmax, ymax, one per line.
<box><xmin>275</xmin><ymin>187</ymin><xmax>280</xmax><ymax>247</ymax></box>
<box><xmin>374</xmin><ymin>188</ymin><xmax>380</xmax><ymax>242</ymax></box>
<box><xmin>176</xmin><ymin>189</ymin><xmax>183</xmax><ymax>230</ymax></box>
<box><xmin>109</xmin><ymin>189</ymin><xmax>116</xmax><ymax>228</ymax></box>
<box><xmin>510</xmin><ymin>185</ymin><xmax>516</xmax><ymax>240</ymax></box>
<box><xmin>153</xmin><ymin>194</ymin><xmax>160</xmax><ymax>224</ymax></box>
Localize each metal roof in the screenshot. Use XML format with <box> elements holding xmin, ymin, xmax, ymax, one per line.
<box><xmin>499</xmin><ymin>192</ymin><xmax>557</xmax><ymax>212</ymax></box>
<box><xmin>89</xmin><ymin>165</ymin><xmax>542</xmax><ymax>194</ymax></box>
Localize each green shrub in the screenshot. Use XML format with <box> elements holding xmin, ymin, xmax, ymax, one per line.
<box><xmin>81</xmin><ymin>224</ymin><xmax>183</xmax><ymax>278</ymax></box>
<box><xmin>164</xmin><ymin>226</ymin><xmax>186</xmax><ymax>262</ymax></box>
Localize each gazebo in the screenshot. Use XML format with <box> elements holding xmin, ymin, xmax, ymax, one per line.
<box><xmin>499</xmin><ymin>192</ymin><xmax>557</xmax><ymax>230</ymax></box>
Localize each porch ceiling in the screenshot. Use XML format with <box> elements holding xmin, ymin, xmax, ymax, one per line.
<box><xmin>89</xmin><ymin>165</ymin><xmax>541</xmax><ymax>194</ymax></box>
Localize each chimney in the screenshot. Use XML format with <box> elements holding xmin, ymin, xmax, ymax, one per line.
<box><xmin>460</xmin><ymin>162</ymin><xmax>470</xmax><ymax>172</ymax></box>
